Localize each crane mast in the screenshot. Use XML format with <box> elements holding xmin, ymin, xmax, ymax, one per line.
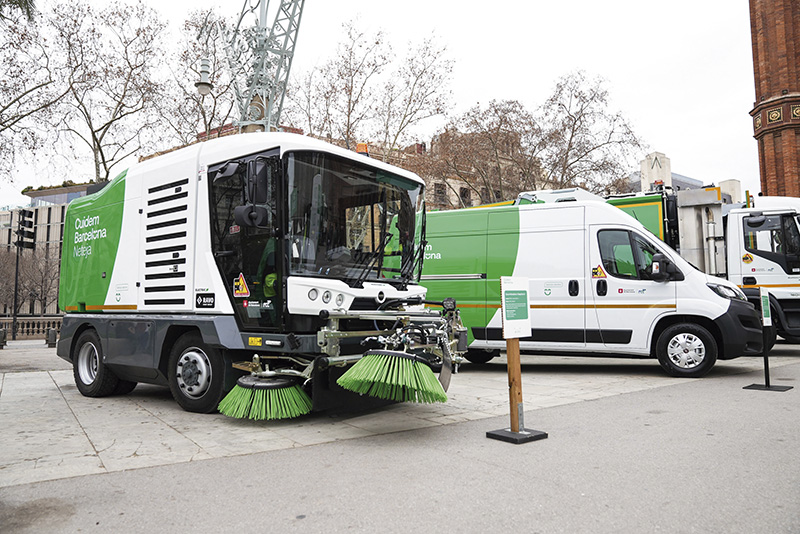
<box><xmin>225</xmin><ymin>0</ymin><xmax>305</xmax><ymax>132</ymax></box>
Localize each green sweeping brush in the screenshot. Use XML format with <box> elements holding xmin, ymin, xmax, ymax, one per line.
<box><xmin>218</xmin><ymin>376</ymin><xmax>312</xmax><ymax>420</ymax></box>
<box><xmin>336</xmin><ymin>350</ymin><xmax>447</xmax><ymax>404</ymax></box>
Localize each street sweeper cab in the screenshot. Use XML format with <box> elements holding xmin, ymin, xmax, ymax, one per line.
<box><xmin>57</xmin><ymin>133</ymin><xmax>466</xmax><ymax>419</ymax></box>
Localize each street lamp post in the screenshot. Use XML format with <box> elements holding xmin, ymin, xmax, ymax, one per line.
<box><xmin>196</xmin><ymin>0</ymin><xmax>304</xmax><ymax>133</ymax></box>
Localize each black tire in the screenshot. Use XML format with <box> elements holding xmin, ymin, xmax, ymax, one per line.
<box><xmin>167</xmin><ymin>332</ymin><xmax>226</xmax><ymax>413</ymax></box>
<box><xmin>112</xmin><ymin>380</ymin><xmax>138</xmax><ymax>395</ymax></box>
<box><xmin>655</xmin><ymin>323</ymin><xmax>717</xmax><ymax>378</ymax></box>
<box><xmin>72</xmin><ymin>329</ymin><xmax>119</xmax><ymax>397</ymax></box>
<box><xmin>779</xmin><ymin>334</ymin><xmax>800</xmax><ymax>344</ymax></box>
<box><xmin>464</xmin><ymin>349</ymin><xmax>498</xmax><ymax>365</ymax></box>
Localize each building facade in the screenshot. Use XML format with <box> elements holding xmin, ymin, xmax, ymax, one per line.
<box><xmin>0</xmin><ymin>184</ymin><xmax>94</xmax><ymax>321</ymax></box>
<box><xmin>749</xmin><ymin>0</ymin><xmax>800</xmax><ymax>196</ymax></box>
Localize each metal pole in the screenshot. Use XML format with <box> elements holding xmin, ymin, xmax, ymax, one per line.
<box><xmin>12</xmin><ymin>239</ymin><xmax>20</xmax><ymax>341</ymax></box>
<box><xmin>762</xmin><ymin>326</ymin><xmax>771</xmax><ymax>388</ymax></box>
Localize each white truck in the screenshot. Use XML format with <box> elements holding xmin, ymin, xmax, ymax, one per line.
<box><xmin>421</xmin><ymin>195</ymin><xmax>763</xmax><ymax>377</ymax></box>
<box><xmin>57</xmin><ymin>133</ymin><xmax>465</xmax><ymax>415</ymax></box>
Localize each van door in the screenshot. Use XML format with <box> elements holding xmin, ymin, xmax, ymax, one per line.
<box><xmin>589</xmin><ymin>226</ymin><xmax>677</xmax><ymax>350</ymax></box>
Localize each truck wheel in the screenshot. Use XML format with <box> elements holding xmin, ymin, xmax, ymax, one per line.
<box><xmin>465</xmin><ymin>349</ymin><xmax>498</xmax><ymax>365</ymax></box>
<box><xmin>168</xmin><ymin>332</ymin><xmax>225</xmax><ymax>413</ymax></box>
<box><xmin>656</xmin><ymin>323</ymin><xmax>717</xmax><ymax>378</ymax></box>
<box><xmin>73</xmin><ymin>329</ymin><xmax>119</xmax><ymax>397</ymax></box>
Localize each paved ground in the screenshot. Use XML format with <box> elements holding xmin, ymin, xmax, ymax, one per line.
<box><xmin>1</xmin><ymin>339</ymin><xmax>799</xmax><ymax>532</ymax></box>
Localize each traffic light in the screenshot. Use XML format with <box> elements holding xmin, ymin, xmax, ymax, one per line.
<box><xmin>15</xmin><ymin>208</ymin><xmax>35</xmax><ymax>249</ymax></box>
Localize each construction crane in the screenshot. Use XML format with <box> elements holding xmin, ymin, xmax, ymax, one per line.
<box><xmin>197</xmin><ymin>0</ymin><xmax>305</xmax><ymax>132</ymax></box>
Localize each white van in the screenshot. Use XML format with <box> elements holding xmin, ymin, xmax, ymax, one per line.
<box><xmin>421</xmin><ymin>199</ymin><xmax>763</xmax><ymax>377</ymax></box>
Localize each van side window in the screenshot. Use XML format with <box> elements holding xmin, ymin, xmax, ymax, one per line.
<box><xmin>598</xmin><ymin>230</ymin><xmax>637</xmax><ymax>279</ymax></box>
<box><xmin>598</xmin><ymin>230</ymin><xmax>661</xmax><ymax>280</ymax></box>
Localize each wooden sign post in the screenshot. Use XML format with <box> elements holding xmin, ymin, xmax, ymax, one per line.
<box><xmin>487</xmin><ymin>277</ymin><xmax>548</xmax><ymax>444</ymax></box>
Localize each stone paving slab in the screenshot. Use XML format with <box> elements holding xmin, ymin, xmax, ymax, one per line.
<box><xmin>2</xmin><ymin>340</ymin><xmax>798</xmax><ymax>488</ymax></box>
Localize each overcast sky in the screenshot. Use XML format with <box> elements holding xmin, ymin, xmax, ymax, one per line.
<box><xmin>1</xmin><ymin>0</ymin><xmax>761</xmax><ymax>207</ymax></box>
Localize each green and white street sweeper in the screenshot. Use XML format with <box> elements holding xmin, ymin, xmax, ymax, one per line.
<box><xmin>57</xmin><ymin>133</ymin><xmax>466</xmax><ymax>419</ymax></box>
<box><xmin>421</xmin><ymin>196</ymin><xmax>763</xmax><ymax>378</ymax></box>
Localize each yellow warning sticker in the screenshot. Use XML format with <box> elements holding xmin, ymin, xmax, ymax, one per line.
<box><xmin>248</xmin><ymin>337</ymin><xmax>262</xmax><ymax>347</ymax></box>
<box><xmin>592</xmin><ymin>265</ymin><xmax>607</xmax><ymax>278</ymax></box>
<box><xmin>742</xmin><ymin>253</ymin><xmax>754</xmax><ymax>264</ymax></box>
<box><xmin>234</xmin><ymin>273</ymin><xmax>250</xmax><ymax>298</ymax></box>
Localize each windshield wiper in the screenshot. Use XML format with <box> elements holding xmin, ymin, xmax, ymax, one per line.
<box><xmin>352</xmin><ymin>232</ymin><xmax>392</xmax><ymax>289</ymax></box>
<box><xmin>400</xmin><ymin>237</ymin><xmax>427</xmax><ymax>289</ymax></box>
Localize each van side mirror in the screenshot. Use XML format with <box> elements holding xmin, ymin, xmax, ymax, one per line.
<box><xmin>652</xmin><ymin>253</ymin><xmax>684</xmax><ymax>282</ymax></box>
<box><xmin>651</xmin><ymin>253</ymin><xmax>670</xmax><ymax>282</ymax></box>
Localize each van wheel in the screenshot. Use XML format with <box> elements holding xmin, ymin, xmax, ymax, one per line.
<box><xmin>168</xmin><ymin>332</ymin><xmax>225</xmax><ymax>413</ymax></box>
<box><xmin>780</xmin><ymin>334</ymin><xmax>800</xmax><ymax>344</ymax></box>
<box><xmin>465</xmin><ymin>349</ymin><xmax>498</xmax><ymax>365</ymax></box>
<box><xmin>73</xmin><ymin>329</ymin><xmax>119</xmax><ymax>397</ymax></box>
<box><xmin>656</xmin><ymin>323</ymin><xmax>717</xmax><ymax>378</ymax></box>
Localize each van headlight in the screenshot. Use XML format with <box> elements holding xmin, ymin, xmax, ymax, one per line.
<box><xmin>707</xmin><ymin>283</ymin><xmax>747</xmax><ymax>301</ymax></box>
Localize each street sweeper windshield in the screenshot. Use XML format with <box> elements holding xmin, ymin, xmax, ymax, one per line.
<box><xmin>286</xmin><ymin>151</ymin><xmax>425</xmax><ymax>286</ymax></box>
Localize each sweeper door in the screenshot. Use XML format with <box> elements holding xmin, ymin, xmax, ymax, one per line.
<box><xmin>209</xmin><ymin>152</ymin><xmax>283</xmax><ymax>330</ymax></box>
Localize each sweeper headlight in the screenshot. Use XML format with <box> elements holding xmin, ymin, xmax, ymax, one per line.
<box><xmin>442</xmin><ymin>298</ymin><xmax>457</xmax><ymax>312</ymax></box>
<box><xmin>322</xmin><ymin>291</ymin><xmax>332</xmax><ymax>303</ymax></box>
<box><xmin>335</xmin><ymin>293</ymin><xmax>344</xmax><ymax>306</ymax></box>
<box><xmin>308</xmin><ymin>288</ymin><xmax>319</xmax><ymax>301</ymax></box>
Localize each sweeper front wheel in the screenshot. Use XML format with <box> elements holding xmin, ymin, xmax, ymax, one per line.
<box><xmin>168</xmin><ymin>332</ymin><xmax>226</xmax><ymax>413</ymax></box>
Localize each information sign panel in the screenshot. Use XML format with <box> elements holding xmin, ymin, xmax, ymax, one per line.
<box><xmin>500</xmin><ymin>277</ymin><xmax>531</xmax><ymax>339</ymax></box>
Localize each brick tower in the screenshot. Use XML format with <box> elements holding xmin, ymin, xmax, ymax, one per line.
<box><xmin>750</xmin><ymin>0</ymin><xmax>800</xmax><ymax>197</ymax></box>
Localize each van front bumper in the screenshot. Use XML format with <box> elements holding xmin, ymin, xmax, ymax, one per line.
<box><xmin>714</xmin><ymin>299</ymin><xmax>763</xmax><ymax>359</ymax></box>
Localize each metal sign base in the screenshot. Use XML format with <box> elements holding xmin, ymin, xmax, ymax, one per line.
<box><xmin>487</xmin><ymin>428</ymin><xmax>548</xmax><ymax>444</ymax></box>
<box><xmin>743</xmin><ymin>384</ymin><xmax>793</xmax><ymax>392</ymax></box>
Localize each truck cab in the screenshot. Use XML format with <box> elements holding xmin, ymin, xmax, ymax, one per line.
<box><xmin>726</xmin><ymin>197</ymin><xmax>800</xmax><ymax>342</ymax></box>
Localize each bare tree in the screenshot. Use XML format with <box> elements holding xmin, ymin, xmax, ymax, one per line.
<box><xmin>286</xmin><ymin>21</ymin><xmax>389</xmax><ymax>148</ymax></box>
<box><xmin>23</xmin><ymin>246</ymin><xmax>60</xmax><ymax>314</ymax></box>
<box><xmin>51</xmin><ymin>0</ymin><xmax>167</xmax><ymax>181</ymax></box>
<box><xmin>0</xmin><ymin>0</ymin><xmax>35</xmax><ymax>21</ymax></box>
<box><xmin>371</xmin><ymin>37</ymin><xmax>452</xmax><ymax>161</ymax></box>
<box><xmin>0</xmin><ymin>14</ymin><xmax>69</xmax><ymax>180</ymax></box>
<box><xmin>416</xmin><ymin>100</ymin><xmax>544</xmax><ymax>207</ymax></box>
<box><xmin>0</xmin><ymin>247</ymin><xmax>16</xmax><ymax>315</ymax></box>
<box><xmin>539</xmin><ymin>71</ymin><xmax>644</xmax><ymax>192</ymax></box>
<box><xmin>157</xmin><ymin>9</ymin><xmax>237</xmax><ymax>146</ymax></box>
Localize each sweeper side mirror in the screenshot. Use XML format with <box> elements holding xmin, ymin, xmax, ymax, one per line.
<box><xmin>235</xmin><ymin>158</ymin><xmax>275</xmax><ymax>228</ymax></box>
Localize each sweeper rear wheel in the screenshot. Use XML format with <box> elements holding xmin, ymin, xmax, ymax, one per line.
<box><xmin>168</xmin><ymin>332</ymin><xmax>226</xmax><ymax>413</ymax></box>
<box><xmin>73</xmin><ymin>329</ymin><xmax>120</xmax><ymax>397</ymax></box>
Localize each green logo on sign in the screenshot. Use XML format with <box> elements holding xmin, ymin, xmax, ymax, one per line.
<box><xmin>504</xmin><ymin>290</ymin><xmax>529</xmax><ymax>321</ymax></box>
